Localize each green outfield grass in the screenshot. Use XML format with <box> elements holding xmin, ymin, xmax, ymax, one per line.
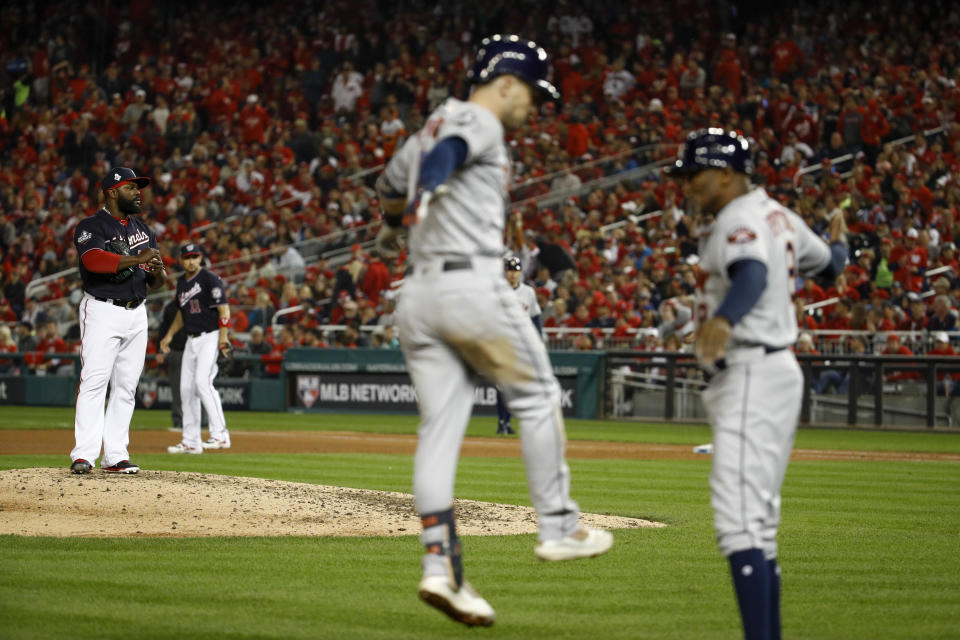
<box><xmin>1</xmin><ymin>408</ymin><xmax>959</xmax><ymax>639</ymax></box>
<box><xmin>3</xmin><ymin>406</ymin><xmax>960</xmax><ymax>453</ymax></box>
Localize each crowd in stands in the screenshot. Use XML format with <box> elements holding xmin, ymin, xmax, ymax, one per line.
<box><xmin>2</xmin><ymin>0</ymin><xmax>960</xmax><ymax>381</ymax></box>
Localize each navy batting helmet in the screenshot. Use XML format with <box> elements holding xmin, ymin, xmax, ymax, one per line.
<box><xmin>504</xmin><ymin>256</ymin><xmax>523</xmax><ymax>272</ymax></box>
<box><xmin>468</xmin><ymin>35</ymin><xmax>560</xmax><ymax>101</ymax></box>
<box><xmin>667</xmin><ymin>128</ymin><xmax>754</xmax><ymax>176</ymax></box>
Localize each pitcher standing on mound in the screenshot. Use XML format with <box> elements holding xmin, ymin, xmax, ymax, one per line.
<box><xmin>70</xmin><ymin>167</ymin><xmax>165</xmax><ymax>475</ymax></box>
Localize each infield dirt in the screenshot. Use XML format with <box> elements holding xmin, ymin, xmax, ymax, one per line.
<box><xmin>1</xmin><ymin>429</ymin><xmax>955</xmax><ymax>538</ymax></box>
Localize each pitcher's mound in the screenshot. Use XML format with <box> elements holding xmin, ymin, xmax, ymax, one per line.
<box><xmin>0</xmin><ymin>468</ymin><xmax>664</xmax><ymax>537</ymax></box>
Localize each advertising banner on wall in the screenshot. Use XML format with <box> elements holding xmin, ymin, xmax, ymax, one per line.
<box><xmin>0</xmin><ymin>377</ymin><xmax>26</xmax><ymax>405</ymax></box>
<box><xmin>289</xmin><ymin>372</ymin><xmax>577</xmax><ymax>416</ymax></box>
<box><xmin>135</xmin><ymin>379</ymin><xmax>251</xmax><ymax>410</ymax></box>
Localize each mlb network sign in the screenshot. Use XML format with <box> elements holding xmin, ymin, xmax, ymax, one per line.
<box><xmin>136</xmin><ymin>379</ymin><xmax>250</xmax><ymax>410</ymax></box>
<box><xmin>293</xmin><ymin>373</ymin><xmax>577</xmax><ymax>416</ymax></box>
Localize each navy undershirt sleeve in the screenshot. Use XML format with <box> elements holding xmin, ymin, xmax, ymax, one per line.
<box><xmin>418</xmin><ymin>137</ymin><xmax>468</xmax><ymax>192</ymax></box>
<box><xmin>531</xmin><ymin>315</ymin><xmax>542</xmax><ymax>332</ymax></box>
<box><xmin>815</xmin><ymin>242</ymin><xmax>849</xmax><ymax>280</ymax></box>
<box><xmin>714</xmin><ymin>259</ymin><xmax>768</xmax><ymax>325</ymax></box>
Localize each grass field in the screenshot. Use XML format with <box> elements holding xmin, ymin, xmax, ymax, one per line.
<box><xmin>1</xmin><ymin>407</ymin><xmax>959</xmax><ymax>639</ymax></box>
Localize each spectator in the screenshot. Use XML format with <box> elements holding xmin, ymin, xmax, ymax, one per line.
<box><xmin>122</xmin><ymin>88</ymin><xmax>151</xmax><ymax>130</ymax></box>
<box><xmin>15</xmin><ymin>321</ymin><xmax>37</xmax><ymax>352</ymax></box>
<box><xmin>603</xmin><ymin>57</ymin><xmax>635</xmax><ymax>101</ymax></box>
<box><xmin>0</xmin><ymin>325</ymin><xmax>19</xmax><ymax>374</ymax></box>
<box><xmin>928</xmin><ymin>295</ymin><xmax>958</xmax><ymax>332</ymax></box>
<box><xmin>930</xmin><ymin>332</ymin><xmax>960</xmax><ymax>396</ymax></box>
<box><xmin>814</xmin><ymin>335</ymin><xmax>870</xmax><ymax>394</ymax></box>
<box><xmin>331</xmin><ymin>61</ymin><xmax>364</xmax><ymax>113</ymax></box>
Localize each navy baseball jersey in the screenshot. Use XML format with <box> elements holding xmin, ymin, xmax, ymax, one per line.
<box><xmin>74</xmin><ymin>209</ymin><xmax>158</xmax><ymax>300</ymax></box>
<box><xmin>175</xmin><ymin>268</ymin><xmax>227</xmax><ymax>333</ymax></box>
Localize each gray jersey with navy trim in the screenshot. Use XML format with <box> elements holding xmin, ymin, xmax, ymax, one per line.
<box><xmin>383</xmin><ymin>98</ymin><xmax>510</xmax><ymax>262</ymax></box>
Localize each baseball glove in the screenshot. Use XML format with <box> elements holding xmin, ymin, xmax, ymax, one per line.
<box><xmin>104</xmin><ymin>238</ymin><xmax>135</xmax><ymax>283</ymax></box>
<box><xmin>217</xmin><ymin>342</ymin><xmax>234</xmax><ymax>367</ymax></box>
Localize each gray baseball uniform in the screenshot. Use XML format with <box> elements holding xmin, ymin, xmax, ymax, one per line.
<box><xmin>697</xmin><ymin>187</ymin><xmax>831</xmax><ymax>560</ymax></box>
<box><xmin>384</xmin><ymin>97</ymin><xmax>581</xmax><ymax>547</ymax></box>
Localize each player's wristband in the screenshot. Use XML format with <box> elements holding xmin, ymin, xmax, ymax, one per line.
<box><xmin>219</xmin><ymin>316</ymin><xmax>230</xmax><ymax>327</ymax></box>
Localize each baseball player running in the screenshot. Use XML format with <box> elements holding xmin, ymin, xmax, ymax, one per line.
<box><xmin>669</xmin><ymin>129</ymin><xmax>847</xmax><ymax>640</ymax></box>
<box><xmin>496</xmin><ymin>256</ymin><xmax>542</xmax><ymax>434</ymax></box>
<box><xmin>159</xmin><ymin>242</ymin><xmax>231</xmax><ymax>454</ymax></box>
<box><xmin>70</xmin><ymin>167</ymin><xmax>165</xmax><ymax>475</ymax></box>
<box><xmin>376</xmin><ymin>35</ymin><xmax>612</xmax><ymax>628</ymax></box>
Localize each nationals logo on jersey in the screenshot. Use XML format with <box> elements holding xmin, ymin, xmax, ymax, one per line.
<box><xmin>178</xmin><ymin>281</ymin><xmax>202</xmax><ymax>307</ymax></box>
<box><xmin>127</xmin><ymin>229</ymin><xmax>150</xmax><ymax>249</ymax></box>
<box><xmin>727</xmin><ymin>227</ymin><xmax>758</xmax><ymax>244</ymax></box>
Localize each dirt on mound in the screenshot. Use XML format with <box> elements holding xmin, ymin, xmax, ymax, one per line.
<box><xmin>0</xmin><ymin>468</ymin><xmax>664</xmax><ymax>538</ymax></box>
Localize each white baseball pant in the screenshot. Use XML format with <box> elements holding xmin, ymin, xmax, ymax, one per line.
<box><xmin>71</xmin><ymin>294</ymin><xmax>147</xmax><ymax>467</ymax></box>
<box><xmin>701</xmin><ymin>348</ymin><xmax>803</xmax><ymax>560</ymax></box>
<box><xmin>398</xmin><ymin>256</ymin><xmax>580</xmax><ymax>544</ymax></box>
<box><xmin>181</xmin><ymin>330</ymin><xmax>229</xmax><ymax>448</ymax></box>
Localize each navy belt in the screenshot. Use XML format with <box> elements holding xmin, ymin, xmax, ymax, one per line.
<box><xmin>93</xmin><ymin>296</ymin><xmax>144</xmax><ymax>309</ymax></box>
<box><xmin>442</xmin><ymin>260</ymin><xmax>472</xmax><ymax>271</ymax></box>
<box><xmin>714</xmin><ymin>346</ymin><xmax>786</xmax><ymax>372</ymax></box>
<box><xmin>405</xmin><ymin>260</ymin><xmax>472</xmax><ymax>277</ymax></box>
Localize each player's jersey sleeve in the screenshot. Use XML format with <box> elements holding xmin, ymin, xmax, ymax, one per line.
<box><xmin>73</xmin><ymin>219</ymin><xmax>107</xmax><ymax>256</ymax></box>
<box><xmin>521</xmin><ymin>284</ymin><xmax>542</xmax><ymax>318</ymax></box>
<box><xmin>382</xmin><ymin>133</ymin><xmax>417</xmax><ymax>196</ymax></box>
<box><xmin>208</xmin><ymin>273</ymin><xmax>227</xmax><ymax>307</ymax></box>
<box><xmin>712</xmin><ymin>207</ymin><xmax>770</xmax><ymax>271</ymax></box>
<box><xmin>789</xmin><ymin>210</ymin><xmax>832</xmax><ymax>275</ymax></box>
<box><xmin>382</xmin><ymin>99</ymin><xmax>502</xmax><ymax>203</ymax></box>
<box><xmin>435</xmin><ymin>102</ymin><xmax>502</xmax><ymax>166</ymax></box>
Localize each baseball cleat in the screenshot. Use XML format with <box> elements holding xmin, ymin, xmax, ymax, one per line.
<box><xmin>535</xmin><ymin>526</ymin><xmax>613</xmax><ymax>561</ymax></box>
<box><xmin>102</xmin><ymin>460</ymin><xmax>140</xmax><ymax>474</ymax></box>
<box><xmin>70</xmin><ymin>459</ymin><xmax>92</xmax><ymax>474</ymax></box>
<box><xmin>496</xmin><ymin>421</ymin><xmax>516</xmax><ymax>435</ymax></box>
<box><xmin>201</xmin><ymin>438</ymin><xmax>230</xmax><ymax>450</ymax></box>
<box><xmin>167</xmin><ymin>442</ymin><xmax>203</xmax><ymax>454</ymax></box>
<box><xmin>418</xmin><ymin>575</ymin><xmax>495</xmax><ymax>627</ymax></box>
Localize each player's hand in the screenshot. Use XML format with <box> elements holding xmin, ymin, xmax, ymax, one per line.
<box><xmin>409</xmin><ymin>185</ymin><xmax>449</xmax><ymax>224</ymax></box>
<box><xmin>695</xmin><ymin>316</ymin><xmax>732</xmax><ymax>369</ymax></box>
<box><xmin>218</xmin><ymin>342</ymin><xmax>234</xmax><ymax>364</ymax></box>
<box><xmin>375</xmin><ymin>224</ymin><xmax>405</xmax><ymax>258</ymax></box>
<box><xmin>138</xmin><ymin>248</ymin><xmax>161</xmax><ymax>264</ymax></box>
<box><xmin>146</xmin><ymin>256</ymin><xmax>165</xmax><ymax>272</ymax></box>
<box><xmin>159</xmin><ymin>336</ymin><xmax>172</xmax><ymax>355</ymax></box>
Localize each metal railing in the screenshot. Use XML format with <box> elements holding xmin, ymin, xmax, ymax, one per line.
<box><xmin>604</xmin><ymin>349</ymin><xmax>960</xmax><ymax>428</ymax></box>
<box><xmin>792</xmin><ymin>126</ymin><xmax>947</xmax><ymax>188</ymax></box>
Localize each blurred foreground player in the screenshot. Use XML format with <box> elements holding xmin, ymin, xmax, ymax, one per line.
<box><xmin>376</xmin><ymin>35</ymin><xmax>612</xmax><ymax>627</ymax></box>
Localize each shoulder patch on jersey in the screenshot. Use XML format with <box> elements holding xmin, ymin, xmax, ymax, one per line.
<box><xmin>76</xmin><ymin>230</ymin><xmax>93</xmax><ymax>244</ymax></box>
<box><xmin>454</xmin><ymin>110</ymin><xmax>476</xmax><ymax>127</ymax></box>
<box><xmin>726</xmin><ymin>227</ymin><xmax>758</xmax><ymax>244</ymax></box>
<box><xmin>212</xmin><ymin>287</ymin><xmax>222</xmax><ymax>299</ymax></box>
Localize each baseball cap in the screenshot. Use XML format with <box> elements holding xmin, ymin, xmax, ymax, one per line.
<box><xmin>101</xmin><ymin>167</ymin><xmax>151</xmax><ymax>192</ymax></box>
<box><xmin>906</xmin><ymin>228</ymin><xmax>919</xmax><ymax>238</ymax></box>
<box><xmin>180</xmin><ymin>242</ymin><xmax>204</xmax><ymax>257</ymax></box>
<box><xmin>936</xmin><ymin>331</ymin><xmax>950</xmax><ymax>343</ymax></box>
